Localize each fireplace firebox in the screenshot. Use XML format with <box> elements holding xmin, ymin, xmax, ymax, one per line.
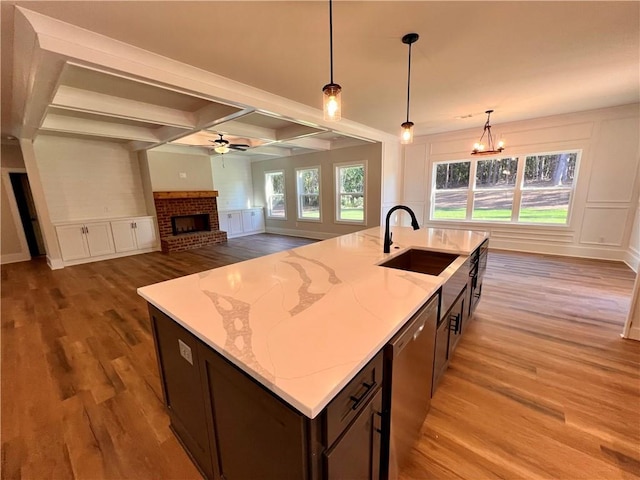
<box><xmin>171</xmin><ymin>214</ymin><xmax>211</xmax><ymax>236</ymax></box>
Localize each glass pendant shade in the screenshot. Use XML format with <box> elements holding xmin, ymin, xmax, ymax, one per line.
<box><xmin>400</xmin><ymin>33</ymin><xmax>419</xmax><ymax>144</ymax></box>
<box><xmin>214</xmin><ymin>145</ymin><xmax>230</xmax><ymax>154</ymax></box>
<box><xmin>401</xmin><ymin>121</ymin><xmax>414</xmax><ymax>145</ymax></box>
<box><xmin>323</xmin><ymin>83</ymin><xmax>342</xmax><ymax>121</ymax></box>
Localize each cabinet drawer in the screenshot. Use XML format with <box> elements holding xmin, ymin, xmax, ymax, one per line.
<box><xmin>324</xmin><ymin>351</ymin><xmax>383</xmax><ymax>447</ymax></box>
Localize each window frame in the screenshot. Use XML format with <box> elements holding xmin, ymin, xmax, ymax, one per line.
<box><xmin>430</xmin><ymin>149</ymin><xmax>581</xmax><ymax>226</ymax></box>
<box><xmin>334</xmin><ymin>160</ymin><xmax>367</xmax><ymax>225</ymax></box>
<box><xmin>295</xmin><ymin>166</ymin><xmax>322</xmax><ymax>222</ymax></box>
<box><xmin>264</xmin><ymin>169</ymin><xmax>287</xmax><ymax>220</ymax></box>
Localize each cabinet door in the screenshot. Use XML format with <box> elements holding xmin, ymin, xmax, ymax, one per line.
<box><xmin>228</xmin><ymin>211</ymin><xmax>243</xmax><ymax>235</ymax></box>
<box><xmin>84</xmin><ymin>222</ymin><xmax>115</xmax><ymax>257</ymax></box>
<box><xmin>324</xmin><ymin>388</ymin><xmax>382</xmax><ymax>480</ymax></box>
<box><xmin>218</xmin><ymin>211</ymin><xmax>229</xmax><ymax>232</ymax></box>
<box><xmin>111</xmin><ymin>220</ymin><xmax>137</xmax><ymax>253</ymax></box>
<box><xmin>198</xmin><ymin>344</ymin><xmax>308</xmax><ymax>480</ymax></box>
<box><xmin>149</xmin><ymin>306</ymin><xmax>214</xmax><ymax>480</ymax></box>
<box><xmin>432</xmin><ymin>318</ymin><xmax>450</xmax><ymax>395</ymax></box>
<box><xmin>56</xmin><ymin>224</ymin><xmax>89</xmax><ymax>261</ymax></box>
<box><xmin>251</xmin><ymin>208</ymin><xmax>265</xmax><ymax>231</ymax></box>
<box><xmin>241</xmin><ymin>210</ymin><xmax>254</xmax><ymax>232</ymax></box>
<box><xmin>447</xmin><ymin>287</ymin><xmax>466</xmax><ymax>358</ymax></box>
<box><xmin>242</xmin><ymin>209</ymin><xmax>264</xmax><ymax>233</ymax></box>
<box><xmin>133</xmin><ymin>217</ymin><xmax>157</xmax><ymax>249</ymax></box>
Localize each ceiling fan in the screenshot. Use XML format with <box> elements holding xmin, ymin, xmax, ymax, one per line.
<box><xmin>209</xmin><ymin>133</ymin><xmax>251</xmax><ymax>154</ymax></box>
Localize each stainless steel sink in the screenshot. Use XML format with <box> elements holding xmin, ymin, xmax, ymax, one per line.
<box><xmin>378</xmin><ymin>249</ymin><xmax>459</xmax><ymax>276</ymax></box>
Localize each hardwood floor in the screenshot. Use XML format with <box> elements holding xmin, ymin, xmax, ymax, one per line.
<box><xmin>401</xmin><ymin>250</ymin><xmax>640</xmax><ymax>480</ymax></box>
<box><xmin>2</xmin><ymin>235</ymin><xmax>638</xmax><ymax>479</ymax></box>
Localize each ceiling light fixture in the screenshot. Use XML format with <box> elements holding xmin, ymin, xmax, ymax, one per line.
<box><xmin>322</xmin><ymin>0</ymin><xmax>341</xmax><ymax>121</ymax></box>
<box><xmin>471</xmin><ymin>110</ymin><xmax>505</xmax><ymax>155</ymax></box>
<box><xmin>214</xmin><ymin>144</ymin><xmax>230</xmax><ymax>155</ymax></box>
<box><xmin>401</xmin><ymin>33</ymin><xmax>419</xmax><ymax>144</ymax></box>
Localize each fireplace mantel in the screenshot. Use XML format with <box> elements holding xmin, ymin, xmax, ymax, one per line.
<box><xmin>153</xmin><ymin>191</ymin><xmax>219</xmax><ymax>200</ymax></box>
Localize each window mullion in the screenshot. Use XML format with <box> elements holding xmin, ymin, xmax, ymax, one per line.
<box><xmin>466</xmin><ymin>159</ymin><xmax>477</xmax><ymax>220</ymax></box>
<box><xmin>511</xmin><ymin>156</ymin><xmax>525</xmax><ymax>222</ymax></box>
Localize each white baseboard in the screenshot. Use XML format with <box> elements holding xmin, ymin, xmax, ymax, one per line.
<box><xmin>47</xmin><ymin>255</ymin><xmax>65</xmax><ymax>270</ymax></box>
<box><xmin>488</xmin><ymin>239</ymin><xmax>630</xmax><ymax>264</ymax></box>
<box><xmin>625</xmin><ymin>247</ymin><xmax>640</xmax><ymax>273</ymax></box>
<box><xmin>52</xmin><ymin>245</ymin><xmax>160</xmax><ymax>269</ymax></box>
<box><xmin>1</xmin><ymin>252</ymin><xmax>31</xmax><ymax>265</ymax></box>
<box><xmin>226</xmin><ymin>229</ymin><xmax>266</xmax><ymax>239</ymax></box>
<box><xmin>265</xmin><ymin>227</ymin><xmax>336</xmax><ymax>241</ymax></box>
<box><xmin>627</xmin><ymin>325</ymin><xmax>640</xmax><ymax>341</ymax></box>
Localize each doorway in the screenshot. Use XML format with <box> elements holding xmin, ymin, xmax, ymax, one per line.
<box><xmin>9</xmin><ymin>173</ymin><xmax>46</xmax><ymax>257</ymax></box>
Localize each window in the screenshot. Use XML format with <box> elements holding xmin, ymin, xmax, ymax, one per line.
<box><xmin>296</xmin><ymin>167</ymin><xmax>321</xmax><ymax>221</ymax></box>
<box><xmin>432</xmin><ymin>151</ymin><xmax>579</xmax><ymax>225</ymax></box>
<box><xmin>335</xmin><ymin>162</ymin><xmax>366</xmax><ymax>223</ymax></box>
<box><xmin>265</xmin><ymin>170</ymin><xmax>286</xmax><ymax>219</ymax></box>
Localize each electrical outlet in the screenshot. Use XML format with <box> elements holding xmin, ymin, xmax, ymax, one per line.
<box><xmin>179</xmin><ymin>172</ymin><xmax>187</xmax><ymax>179</ymax></box>
<box><xmin>178</xmin><ymin>339</ymin><xmax>193</xmax><ymax>365</ymax></box>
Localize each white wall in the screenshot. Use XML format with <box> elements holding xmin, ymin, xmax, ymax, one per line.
<box><xmin>251</xmin><ymin>143</ymin><xmax>382</xmax><ymax>239</ymax></box>
<box><xmin>211</xmin><ymin>155</ymin><xmax>254</xmax><ymax>211</ymax></box>
<box><xmin>33</xmin><ymin>135</ymin><xmax>148</xmax><ymax>222</ymax></box>
<box><xmin>403</xmin><ymin>104</ymin><xmax>640</xmax><ymax>263</ymax></box>
<box><xmin>146</xmin><ymin>148</ymin><xmax>214</xmax><ymax>191</ymax></box>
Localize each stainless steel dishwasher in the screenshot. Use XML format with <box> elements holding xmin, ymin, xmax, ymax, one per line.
<box><xmin>381</xmin><ymin>294</ymin><xmax>438</xmax><ymax>480</ymax></box>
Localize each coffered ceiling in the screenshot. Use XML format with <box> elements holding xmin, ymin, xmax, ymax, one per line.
<box><xmin>1</xmin><ymin>1</ymin><xmax>639</xmax><ymax>157</ymax></box>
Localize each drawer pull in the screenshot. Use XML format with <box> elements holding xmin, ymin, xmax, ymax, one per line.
<box><xmin>349</xmin><ymin>381</ymin><xmax>376</xmax><ymax>411</ymax></box>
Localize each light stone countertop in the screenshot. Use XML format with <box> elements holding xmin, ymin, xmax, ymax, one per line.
<box><xmin>137</xmin><ymin>226</ymin><xmax>489</xmax><ymax>418</ymax></box>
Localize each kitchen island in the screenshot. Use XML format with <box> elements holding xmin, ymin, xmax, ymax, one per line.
<box><xmin>138</xmin><ymin>226</ymin><xmax>489</xmax><ymax>479</ymax></box>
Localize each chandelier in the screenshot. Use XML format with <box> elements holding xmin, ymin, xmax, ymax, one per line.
<box><xmin>471</xmin><ymin>110</ymin><xmax>505</xmax><ymax>155</ymax></box>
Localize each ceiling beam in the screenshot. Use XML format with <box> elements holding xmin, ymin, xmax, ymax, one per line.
<box><xmin>275</xmin><ymin>124</ymin><xmax>325</xmax><ymax>141</ymax></box>
<box><xmin>280</xmin><ymin>136</ymin><xmax>331</xmax><ymax>151</ymax></box>
<box><xmin>52</xmin><ymin>85</ymin><xmax>196</xmax><ymax>128</ymax></box>
<box><xmin>207</xmin><ymin>120</ymin><xmax>276</xmax><ymax>141</ymax></box>
<box><xmin>41</xmin><ymin>114</ymin><xmax>160</xmax><ymax>142</ymax></box>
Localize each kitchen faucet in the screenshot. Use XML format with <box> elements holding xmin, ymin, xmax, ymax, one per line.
<box><xmin>384</xmin><ymin>205</ymin><xmax>420</xmax><ymax>253</ymax></box>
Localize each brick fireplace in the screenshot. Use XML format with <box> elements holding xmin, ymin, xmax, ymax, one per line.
<box><xmin>153</xmin><ymin>191</ymin><xmax>227</xmax><ymax>253</ymax></box>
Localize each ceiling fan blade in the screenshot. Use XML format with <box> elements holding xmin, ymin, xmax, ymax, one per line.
<box><xmin>230</xmin><ymin>144</ymin><xmax>250</xmax><ymax>150</ymax></box>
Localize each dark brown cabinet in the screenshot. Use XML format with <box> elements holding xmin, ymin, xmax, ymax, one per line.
<box><xmin>447</xmin><ymin>286</ymin><xmax>467</xmax><ymax>357</ymax></box>
<box><xmin>149</xmin><ymin>305</ymin><xmax>215</xmax><ymax>479</ymax></box>
<box><xmin>323</xmin><ymin>389</ymin><xmax>382</xmax><ymax>480</ymax></box>
<box><xmin>198</xmin><ymin>343</ymin><xmax>312</xmax><ymax>480</ymax></box>
<box><xmin>150</xmin><ymin>302</ymin><xmax>384</xmax><ymax>480</ymax></box>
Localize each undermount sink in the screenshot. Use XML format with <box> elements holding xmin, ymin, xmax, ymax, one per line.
<box><xmin>379</xmin><ymin>249</ymin><xmax>459</xmax><ymax>276</ymax></box>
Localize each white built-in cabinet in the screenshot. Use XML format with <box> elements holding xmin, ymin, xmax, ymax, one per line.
<box><xmin>111</xmin><ymin>217</ymin><xmax>157</xmax><ymax>252</ymax></box>
<box><xmin>219</xmin><ymin>208</ymin><xmax>265</xmax><ymax>238</ymax></box>
<box><xmin>56</xmin><ymin>221</ymin><xmax>115</xmax><ymax>261</ymax></box>
<box><xmin>55</xmin><ymin>215</ymin><xmax>158</xmax><ymax>266</ymax></box>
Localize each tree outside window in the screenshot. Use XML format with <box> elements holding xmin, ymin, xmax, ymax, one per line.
<box><xmin>265</xmin><ymin>171</ymin><xmax>286</xmax><ymax>219</ymax></box>
<box><xmin>432</xmin><ymin>151</ymin><xmax>579</xmax><ymax>225</ymax></box>
<box><xmin>296</xmin><ymin>167</ymin><xmax>321</xmax><ymax>221</ymax></box>
<box><xmin>336</xmin><ymin>163</ymin><xmax>365</xmax><ymax>223</ymax></box>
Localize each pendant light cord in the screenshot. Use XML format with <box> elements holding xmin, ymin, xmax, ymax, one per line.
<box><xmin>329</xmin><ymin>0</ymin><xmax>334</xmax><ymax>83</ymax></box>
<box><xmin>406</xmin><ymin>41</ymin><xmax>412</xmax><ymax>123</ymax></box>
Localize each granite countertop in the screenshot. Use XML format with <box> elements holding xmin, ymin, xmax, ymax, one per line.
<box><xmin>137</xmin><ymin>226</ymin><xmax>489</xmax><ymax>418</ymax></box>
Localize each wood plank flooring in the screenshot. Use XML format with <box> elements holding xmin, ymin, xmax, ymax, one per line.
<box><xmin>2</xmin><ymin>235</ymin><xmax>639</xmax><ymax>479</ymax></box>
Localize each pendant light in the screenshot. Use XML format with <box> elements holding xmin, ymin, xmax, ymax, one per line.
<box><xmin>401</xmin><ymin>33</ymin><xmax>419</xmax><ymax>144</ymax></box>
<box><xmin>322</xmin><ymin>0</ymin><xmax>341</xmax><ymax>121</ymax></box>
<box><xmin>471</xmin><ymin>110</ymin><xmax>505</xmax><ymax>155</ymax></box>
